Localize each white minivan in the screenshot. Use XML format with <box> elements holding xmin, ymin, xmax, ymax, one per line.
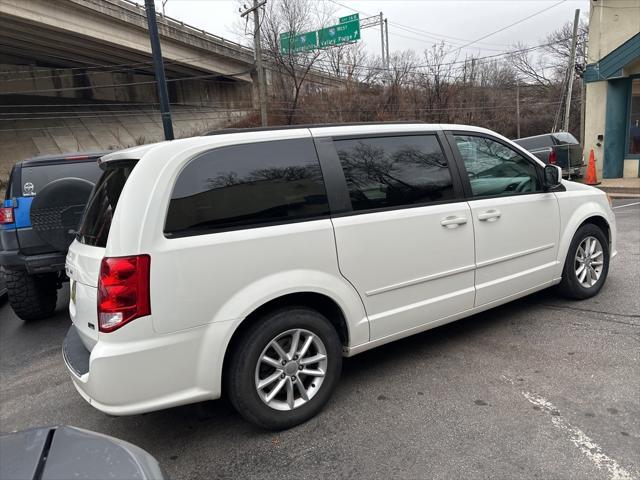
<box><xmin>63</xmin><ymin>124</ymin><xmax>616</xmax><ymax>429</ymax></box>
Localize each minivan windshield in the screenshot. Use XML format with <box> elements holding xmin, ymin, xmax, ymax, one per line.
<box><xmin>77</xmin><ymin>161</ymin><xmax>136</xmax><ymax>247</ymax></box>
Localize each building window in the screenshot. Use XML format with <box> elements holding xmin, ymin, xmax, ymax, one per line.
<box><xmin>630</xmin><ymin>79</ymin><xmax>640</xmax><ymax>155</ymax></box>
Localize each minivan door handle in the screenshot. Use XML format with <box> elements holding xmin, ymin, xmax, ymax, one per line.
<box><xmin>440</xmin><ymin>216</ymin><xmax>468</xmax><ymax>228</ymax></box>
<box><xmin>478</xmin><ymin>209</ymin><xmax>501</xmax><ymax>221</ymax></box>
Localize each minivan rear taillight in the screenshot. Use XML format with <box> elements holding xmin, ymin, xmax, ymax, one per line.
<box><xmin>98</xmin><ymin>255</ymin><xmax>150</xmax><ymax>332</ymax></box>
<box><xmin>0</xmin><ymin>207</ymin><xmax>14</xmax><ymax>224</ymax></box>
<box><xmin>548</xmin><ymin>149</ymin><xmax>557</xmax><ymax>165</ymax></box>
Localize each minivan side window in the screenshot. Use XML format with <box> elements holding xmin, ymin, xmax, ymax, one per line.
<box><xmin>453</xmin><ymin>135</ymin><xmax>541</xmax><ymax>197</ymax></box>
<box><xmin>333</xmin><ymin>135</ymin><xmax>456</xmax><ymax>212</ymax></box>
<box><xmin>165</xmin><ymin>138</ymin><xmax>330</xmax><ymax>236</ymax></box>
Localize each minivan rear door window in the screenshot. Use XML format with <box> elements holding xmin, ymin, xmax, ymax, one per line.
<box><xmin>333</xmin><ymin>134</ymin><xmax>456</xmax><ymax>212</ymax></box>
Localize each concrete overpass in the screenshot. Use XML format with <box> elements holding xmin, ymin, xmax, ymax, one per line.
<box><xmin>0</xmin><ymin>0</ymin><xmax>256</xmax><ymax>83</ymax></box>
<box><xmin>0</xmin><ymin>0</ymin><xmax>341</xmax><ymax>176</ymax></box>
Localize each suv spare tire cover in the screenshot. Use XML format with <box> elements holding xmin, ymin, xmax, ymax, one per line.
<box><xmin>30</xmin><ymin>177</ymin><xmax>95</xmax><ymax>253</ymax></box>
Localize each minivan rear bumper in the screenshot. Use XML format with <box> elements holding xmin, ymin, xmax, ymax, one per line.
<box><xmin>63</xmin><ymin>325</ymin><xmax>90</xmax><ymax>376</ymax></box>
<box><xmin>62</xmin><ymin>318</ymin><xmax>233</xmax><ymax>415</ymax></box>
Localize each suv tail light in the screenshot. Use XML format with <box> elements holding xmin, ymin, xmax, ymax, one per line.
<box><xmin>548</xmin><ymin>149</ymin><xmax>557</xmax><ymax>165</ymax></box>
<box><xmin>0</xmin><ymin>207</ymin><xmax>14</xmax><ymax>224</ymax></box>
<box><xmin>98</xmin><ymin>255</ymin><xmax>150</xmax><ymax>332</ymax></box>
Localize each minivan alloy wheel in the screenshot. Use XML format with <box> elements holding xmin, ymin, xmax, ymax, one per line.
<box><xmin>255</xmin><ymin>328</ymin><xmax>328</xmax><ymax>411</ymax></box>
<box><xmin>574</xmin><ymin>236</ymin><xmax>604</xmax><ymax>288</ymax></box>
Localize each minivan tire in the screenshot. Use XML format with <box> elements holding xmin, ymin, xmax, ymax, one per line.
<box><xmin>557</xmin><ymin>223</ymin><xmax>609</xmax><ymax>300</ymax></box>
<box><xmin>5</xmin><ymin>270</ymin><xmax>57</xmax><ymax>321</ymax></box>
<box><xmin>226</xmin><ymin>307</ymin><xmax>342</xmax><ymax>430</ymax></box>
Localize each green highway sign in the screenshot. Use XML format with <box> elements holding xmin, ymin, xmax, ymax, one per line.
<box><xmin>279</xmin><ymin>14</ymin><xmax>361</xmax><ymax>54</ymax></box>
<box><xmin>318</xmin><ymin>20</ymin><xmax>360</xmax><ymax>48</ymax></box>
<box><xmin>339</xmin><ymin>13</ymin><xmax>359</xmax><ymax>24</ymax></box>
<box><xmin>280</xmin><ymin>30</ymin><xmax>318</xmax><ymax>53</ymax></box>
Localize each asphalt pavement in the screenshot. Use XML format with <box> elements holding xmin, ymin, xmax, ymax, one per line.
<box><xmin>1</xmin><ymin>199</ymin><xmax>638</xmax><ymax>480</ymax></box>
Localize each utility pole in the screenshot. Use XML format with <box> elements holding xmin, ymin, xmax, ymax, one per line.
<box><xmin>562</xmin><ymin>8</ymin><xmax>580</xmax><ymax>133</ymax></box>
<box><xmin>379</xmin><ymin>12</ymin><xmax>386</xmax><ymax>75</ymax></box>
<box><xmin>579</xmin><ymin>36</ymin><xmax>587</xmax><ymax>147</ymax></box>
<box><xmin>384</xmin><ymin>18</ymin><xmax>390</xmax><ymax>72</ymax></box>
<box><xmin>516</xmin><ymin>79</ymin><xmax>521</xmax><ymax>138</ymax></box>
<box><xmin>241</xmin><ymin>1</ymin><xmax>268</xmax><ymax>126</ymax></box>
<box><xmin>144</xmin><ymin>0</ymin><xmax>173</xmax><ymax>140</ymax></box>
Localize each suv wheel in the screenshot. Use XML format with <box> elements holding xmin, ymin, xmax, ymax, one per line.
<box><xmin>226</xmin><ymin>307</ymin><xmax>342</xmax><ymax>430</ymax></box>
<box><xmin>557</xmin><ymin>224</ymin><xmax>610</xmax><ymax>299</ymax></box>
<box><xmin>5</xmin><ymin>270</ymin><xmax>57</xmax><ymax>321</ymax></box>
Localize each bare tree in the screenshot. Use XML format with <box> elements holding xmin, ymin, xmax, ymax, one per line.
<box><xmin>323</xmin><ymin>42</ymin><xmax>368</xmax><ymax>81</ymax></box>
<box><xmin>261</xmin><ymin>0</ymin><xmax>334</xmax><ymax>124</ymax></box>
<box><xmin>508</xmin><ymin>18</ymin><xmax>588</xmax><ymax>87</ymax></box>
<box><xmin>383</xmin><ymin>50</ymin><xmax>418</xmax><ymax>117</ymax></box>
<box><xmin>508</xmin><ymin>42</ymin><xmax>556</xmax><ymax>87</ymax></box>
<box><xmin>542</xmin><ymin>19</ymin><xmax>588</xmax><ymax>75</ymax></box>
<box><xmin>226</xmin><ymin>8</ymin><xmax>586</xmax><ymax>140</ymax></box>
<box><xmin>419</xmin><ymin>42</ymin><xmax>460</xmax><ymax>122</ymax></box>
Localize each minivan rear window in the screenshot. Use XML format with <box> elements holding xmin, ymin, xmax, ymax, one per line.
<box><xmin>165</xmin><ymin>139</ymin><xmax>330</xmax><ymax>236</ymax></box>
<box><xmin>77</xmin><ymin>161</ymin><xmax>136</xmax><ymax>247</ymax></box>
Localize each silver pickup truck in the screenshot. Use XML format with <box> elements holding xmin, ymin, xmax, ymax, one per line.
<box><xmin>513</xmin><ymin>132</ymin><xmax>584</xmax><ymax>178</ymax></box>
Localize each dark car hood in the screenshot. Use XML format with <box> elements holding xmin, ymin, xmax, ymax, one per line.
<box><xmin>0</xmin><ymin>425</ymin><xmax>166</xmax><ymax>480</ymax></box>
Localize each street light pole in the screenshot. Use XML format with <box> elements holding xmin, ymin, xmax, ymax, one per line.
<box><xmin>144</xmin><ymin>0</ymin><xmax>174</xmax><ymax>140</ymax></box>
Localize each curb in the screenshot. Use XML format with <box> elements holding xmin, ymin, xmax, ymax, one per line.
<box><xmin>605</xmin><ymin>193</ymin><xmax>640</xmax><ymax>199</ymax></box>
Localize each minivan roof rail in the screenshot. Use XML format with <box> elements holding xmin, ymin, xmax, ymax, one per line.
<box><xmin>205</xmin><ymin>121</ymin><xmax>427</xmax><ymax>136</ymax></box>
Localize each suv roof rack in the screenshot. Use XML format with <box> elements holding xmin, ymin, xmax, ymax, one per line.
<box><xmin>205</xmin><ymin>121</ymin><xmax>427</xmax><ymax>136</ymax></box>
<box><xmin>19</xmin><ymin>151</ymin><xmax>110</xmax><ymax>167</ymax></box>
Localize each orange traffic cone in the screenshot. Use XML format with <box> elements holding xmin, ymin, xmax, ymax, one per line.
<box><xmin>585</xmin><ymin>149</ymin><xmax>600</xmax><ymax>186</ymax></box>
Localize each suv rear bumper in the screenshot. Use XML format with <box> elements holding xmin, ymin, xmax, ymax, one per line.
<box><xmin>62</xmin><ymin>319</ymin><xmax>232</xmax><ymax>416</ymax></box>
<box><xmin>0</xmin><ymin>250</ymin><xmax>66</xmax><ymax>273</ymax></box>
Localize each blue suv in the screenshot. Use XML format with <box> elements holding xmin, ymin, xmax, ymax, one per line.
<box><xmin>0</xmin><ymin>152</ymin><xmax>105</xmax><ymax>320</ymax></box>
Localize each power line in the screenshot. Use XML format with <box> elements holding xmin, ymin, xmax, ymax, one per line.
<box><xmin>0</xmin><ymin>98</ymin><xmax>580</xmax><ymax>125</ymax></box>
<box><xmin>326</xmin><ymin>0</ymin><xmax>512</xmax><ymax>51</ymax></box>
<box><xmin>0</xmin><ymin>26</ymin><xmax>576</xmax><ymax>86</ymax></box>
<box><xmin>0</xmin><ymin>36</ymin><xmax>567</xmax><ymax>98</ymax></box>
<box><xmin>445</xmin><ymin>0</ymin><xmax>568</xmax><ymax>56</ymax></box>
<box><xmin>302</xmin><ymin>36</ymin><xmax>574</xmax><ymax>73</ymax></box>
<box><xmin>0</xmin><ymin>55</ymin><xmax>218</xmax><ymax>83</ymax></box>
<box><xmin>0</xmin><ymin>69</ymin><xmax>254</xmax><ymax>96</ymax></box>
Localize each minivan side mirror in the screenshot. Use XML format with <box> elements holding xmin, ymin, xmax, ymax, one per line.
<box><xmin>544</xmin><ymin>164</ymin><xmax>562</xmax><ymax>190</ymax></box>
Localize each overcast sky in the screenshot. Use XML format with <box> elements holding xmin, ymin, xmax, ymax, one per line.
<box><xmin>153</xmin><ymin>0</ymin><xmax>591</xmax><ymax>60</ymax></box>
